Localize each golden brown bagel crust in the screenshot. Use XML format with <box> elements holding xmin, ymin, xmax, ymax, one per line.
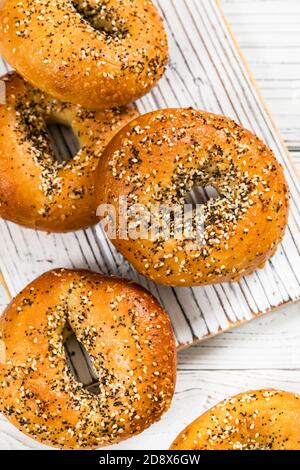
<box><xmin>170</xmin><ymin>389</ymin><xmax>300</xmax><ymax>450</ymax></box>
<box><xmin>0</xmin><ymin>73</ymin><xmax>138</xmax><ymax>232</ymax></box>
<box><xmin>0</xmin><ymin>0</ymin><xmax>168</xmax><ymax>109</ymax></box>
<box><xmin>0</xmin><ymin>268</ymin><xmax>176</xmax><ymax>449</ymax></box>
<box><xmin>95</xmin><ymin>108</ymin><xmax>289</xmax><ymax>286</ymax></box>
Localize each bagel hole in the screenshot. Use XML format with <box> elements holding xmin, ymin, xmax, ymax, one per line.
<box><xmin>46</xmin><ymin>122</ymin><xmax>80</xmax><ymax>163</ymax></box>
<box><xmin>63</xmin><ymin>327</ymin><xmax>100</xmax><ymax>395</ymax></box>
<box><xmin>72</xmin><ymin>1</ymin><xmax>128</xmax><ymax>39</ymax></box>
<box><xmin>185</xmin><ymin>185</ymin><xmax>220</xmax><ymax>207</ymax></box>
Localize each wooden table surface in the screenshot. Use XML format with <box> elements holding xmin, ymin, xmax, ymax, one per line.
<box><xmin>0</xmin><ymin>0</ymin><xmax>299</xmax><ymax>450</ymax></box>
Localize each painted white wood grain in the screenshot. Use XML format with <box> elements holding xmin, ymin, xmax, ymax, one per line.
<box><xmin>222</xmin><ymin>0</ymin><xmax>300</xmax><ymax>149</ymax></box>
<box><xmin>1</xmin><ymin>0</ymin><xmax>299</xmax><ymax>351</ymax></box>
<box><xmin>179</xmin><ymin>302</ymin><xmax>300</xmax><ymax>370</ymax></box>
<box><xmin>0</xmin><ymin>0</ymin><xmax>300</xmax><ymax>451</ymax></box>
<box><xmin>0</xmin><ymin>0</ymin><xmax>300</xmax><ymax>346</ymax></box>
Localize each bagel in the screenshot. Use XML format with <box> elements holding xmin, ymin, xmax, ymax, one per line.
<box><xmin>95</xmin><ymin>108</ymin><xmax>289</xmax><ymax>286</ymax></box>
<box><xmin>0</xmin><ymin>268</ymin><xmax>176</xmax><ymax>449</ymax></box>
<box><xmin>0</xmin><ymin>0</ymin><xmax>168</xmax><ymax>109</ymax></box>
<box><xmin>170</xmin><ymin>389</ymin><xmax>300</xmax><ymax>450</ymax></box>
<box><xmin>0</xmin><ymin>72</ymin><xmax>138</xmax><ymax>232</ymax></box>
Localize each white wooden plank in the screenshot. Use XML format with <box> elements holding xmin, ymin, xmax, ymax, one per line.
<box><xmin>179</xmin><ymin>302</ymin><xmax>300</xmax><ymax>370</ymax></box>
<box><xmin>222</xmin><ymin>1</ymin><xmax>300</xmax><ymax>145</ymax></box>
<box><xmin>1</xmin><ymin>0</ymin><xmax>300</xmax><ymax>351</ymax></box>
<box><xmin>1</xmin><ymin>368</ymin><xmax>299</xmax><ymax>450</ymax></box>
<box><xmin>242</xmin><ymin>49</ymin><xmax>300</xmax><ymax>66</ymax></box>
<box><xmin>223</xmin><ymin>0</ymin><xmax>300</xmax><ymax>15</ymax></box>
<box><xmin>0</xmin><ymin>0</ymin><xmax>300</xmax><ymax>451</ymax></box>
<box><xmin>291</xmin><ymin>151</ymin><xmax>300</xmax><ymax>173</ymax></box>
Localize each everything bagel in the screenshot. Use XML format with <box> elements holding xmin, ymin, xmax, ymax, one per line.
<box><xmin>0</xmin><ymin>73</ymin><xmax>138</xmax><ymax>232</ymax></box>
<box><xmin>95</xmin><ymin>108</ymin><xmax>289</xmax><ymax>287</ymax></box>
<box><xmin>0</xmin><ymin>0</ymin><xmax>168</xmax><ymax>109</ymax></box>
<box><xmin>170</xmin><ymin>390</ymin><xmax>300</xmax><ymax>450</ymax></box>
<box><xmin>0</xmin><ymin>268</ymin><xmax>176</xmax><ymax>449</ymax></box>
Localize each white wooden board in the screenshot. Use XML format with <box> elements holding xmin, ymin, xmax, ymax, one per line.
<box><xmin>0</xmin><ymin>0</ymin><xmax>300</xmax><ymax>452</ymax></box>
<box><xmin>1</xmin><ymin>0</ymin><xmax>299</xmax><ymax>350</ymax></box>
<box><xmin>223</xmin><ymin>0</ymin><xmax>300</xmax><ymax>168</ymax></box>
